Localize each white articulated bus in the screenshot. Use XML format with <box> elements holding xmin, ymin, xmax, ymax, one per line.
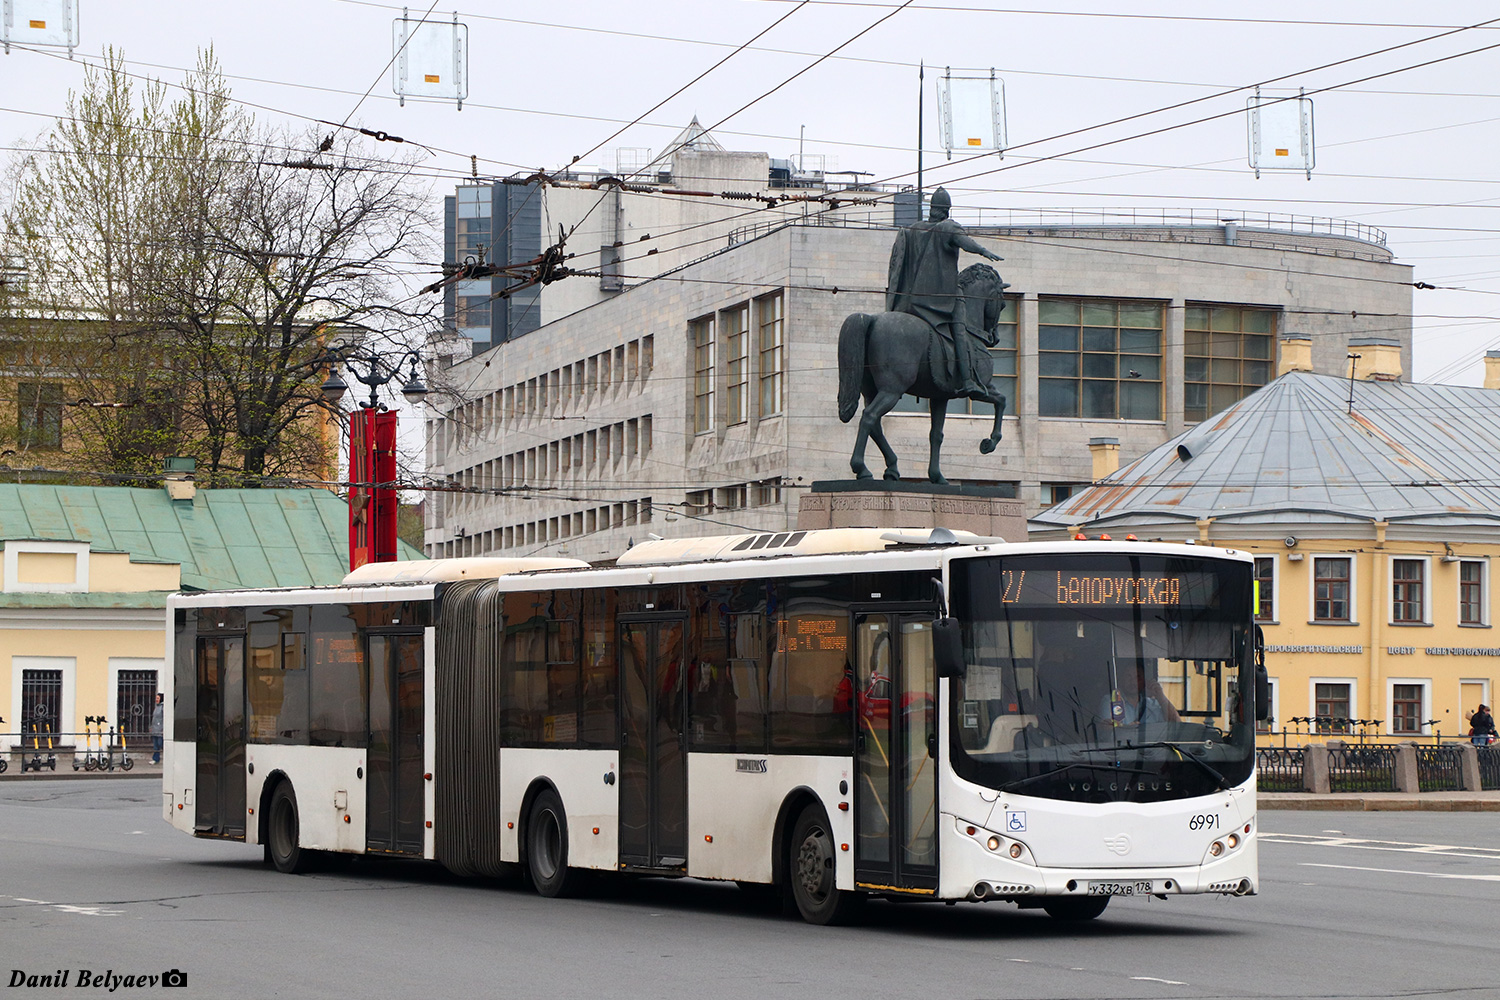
<box><xmin>162</xmin><ymin>527</ymin><xmax>1266</xmax><ymax>924</ymax></box>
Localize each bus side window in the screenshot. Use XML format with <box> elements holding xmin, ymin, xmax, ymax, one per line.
<box><xmin>309</xmin><ymin>603</ymin><xmax>366</xmax><ymax>748</ymax></box>
<box><xmin>770</xmin><ymin>603</ymin><xmax>852</xmax><ymax>752</ymax></box>
<box><xmin>579</xmin><ymin>590</ymin><xmax>617</xmax><ymax>746</ymax></box>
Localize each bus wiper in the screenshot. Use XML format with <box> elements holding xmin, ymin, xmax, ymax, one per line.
<box><xmin>1076</xmin><ymin>741</ymin><xmax>1230</xmax><ymax>791</ymax></box>
<box><xmin>998</xmin><ymin>761</ymin><xmax>1155</xmax><ymax>793</ymax></box>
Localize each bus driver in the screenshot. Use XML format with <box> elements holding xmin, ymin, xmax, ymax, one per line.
<box><xmin>1100</xmin><ymin>661</ymin><xmax>1181</xmax><ymax>726</ymax></box>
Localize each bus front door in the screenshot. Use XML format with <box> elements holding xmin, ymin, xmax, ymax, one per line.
<box><xmin>618</xmin><ymin>618</ymin><xmax>687</xmax><ymax>870</ymax></box>
<box><xmin>854</xmin><ymin>614</ymin><xmax>937</xmax><ymax>892</ymax></box>
<box><xmin>194</xmin><ymin>635</ymin><xmax>246</xmax><ymax>838</ymax></box>
<box><xmin>366</xmin><ymin>634</ymin><xmax>425</xmax><ymax>855</ymax></box>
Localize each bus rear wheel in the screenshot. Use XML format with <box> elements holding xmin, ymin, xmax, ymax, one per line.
<box><xmin>268</xmin><ymin>782</ymin><xmax>310</xmax><ymax>874</ymax></box>
<box><xmin>789</xmin><ymin>804</ymin><xmax>863</xmax><ymax>925</ymax></box>
<box><xmin>1043</xmin><ymin>896</ymin><xmax>1110</xmax><ymax>921</ymax></box>
<box><xmin>526</xmin><ymin>789</ymin><xmax>580</xmax><ymax>898</ymax></box>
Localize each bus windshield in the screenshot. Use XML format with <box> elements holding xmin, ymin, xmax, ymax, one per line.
<box><xmin>949</xmin><ymin>552</ymin><xmax>1256</xmax><ymax>803</ymax></box>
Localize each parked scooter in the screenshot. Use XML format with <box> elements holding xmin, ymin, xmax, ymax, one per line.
<box><xmin>99</xmin><ymin>720</ymin><xmax>134</xmax><ymax>772</ymax></box>
<box><xmin>72</xmin><ymin>716</ymin><xmax>104</xmax><ymax>771</ymax></box>
<box><xmin>22</xmin><ymin>723</ymin><xmax>57</xmax><ymax>773</ymax></box>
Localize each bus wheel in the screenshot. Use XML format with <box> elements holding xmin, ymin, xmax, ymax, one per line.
<box><xmin>789</xmin><ymin>804</ymin><xmax>863</xmax><ymax>925</ymax></box>
<box><xmin>268</xmin><ymin>782</ymin><xmax>310</xmax><ymax>875</ymax></box>
<box><xmin>526</xmin><ymin>790</ymin><xmax>580</xmax><ymax>898</ymax></box>
<box><xmin>1043</xmin><ymin>896</ymin><xmax>1110</xmax><ymax>921</ymax></box>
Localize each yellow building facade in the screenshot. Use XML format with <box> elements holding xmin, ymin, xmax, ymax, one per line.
<box><xmin>1033</xmin><ymin>338</ymin><xmax>1500</xmax><ymax>743</ymax></box>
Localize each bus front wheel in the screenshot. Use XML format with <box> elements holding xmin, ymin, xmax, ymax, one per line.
<box><xmin>526</xmin><ymin>789</ymin><xmax>580</xmax><ymax>898</ymax></box>
<box><xmin>1043</xmin><ymin>896</ymin><xmax>1110</xmax><ymax>921</ymax></box>
<box><xmin>789</xmin><ymin>804</ymin><xmax>863</xmax><ymax>925</ymax></box>
<box><xmin>268</xmin><ymin>782</ymin><xmax>310</xmax><ymax>874</ymax></box>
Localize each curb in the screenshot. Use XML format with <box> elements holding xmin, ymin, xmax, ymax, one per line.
<box><xmin>1</xmin><ymin>770</ymin><xmax>161</xmax><ymax>782</ymax></box>
<box><xmin>1261</xmin><ymin>794</ymin><xmax>1500</xmax><ymax>812</ymax></box>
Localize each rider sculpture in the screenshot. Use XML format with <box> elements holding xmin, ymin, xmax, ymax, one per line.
<box><xmin>836</xmin><ymin>188</ymin><xmax>1011</xmax><ymax>484</ymax></box>
<box><xmin>885</xmin><ymin>187</ymin><xmax>1003</xmax><ymax>398</ymax></box>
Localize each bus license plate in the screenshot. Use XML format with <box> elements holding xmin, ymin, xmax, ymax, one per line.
<box><xmin>1086</xmin><ymin>880</ymin><xmax>1154</xmax><ymax>896</ymax></box>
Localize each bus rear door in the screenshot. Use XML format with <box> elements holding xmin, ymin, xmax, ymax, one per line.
<box><xmin>854</xmin><ymin>614</ymin><xmax>937</xmax><ymax>892</ymax></box>
<box><xmin>195</xmin><ymin>634</ymin><xmax>246</xmax><ymax>838</ymax></box>
<box><xmin>366</xmin><ymin>633</ymin><xmax>425</xmax><ymax>855</ymax></box>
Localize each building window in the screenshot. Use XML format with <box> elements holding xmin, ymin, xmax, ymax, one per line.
<box><xmin>456</xmin><ymin>294</ymin><xmax>490</xmax><ymax>329</ymax></box>
<box><xmin>455</xmin><ymin>185</ymin><xmax>492</xmax><ymax>257</ymax></box>
<box><xmin>691</xmin><ymin>315</ymin><xmax>715</xmax><ymax>434</ymax></box>
<box><xmin>1392</xmin><ymin>559</ymin><xmax>1425</xmax><ymax>623</ymax></box>
<box><xmin>17</xmin><ymin>381</ymin><xmax>63</xmax><ymax>450</ymax></box>
<box><xmin>1392</xmin><ymin>683</ymin><xmax>1424</xmax><ymax>734</ymax></box>
<box><xmin>1314</xmin><ymin>682</ymin><xmax>1352</xmax><ymax>734</ymax></box>
<box><xmin>1254</xmin><ymin>556</ymin><xmax>1275</xmax><ymax>621</ymax></box>
<box><xmin>20</xmin><ymin>668</ymin><xmax>63</xmax><ymax>747</ymax></box>
<box><xmin>1038</xmin><ymin>298</ymin><xmax>1163</xmax><ymax>420</ymax></box>
<box><xmin>757</xmin><ymin>293</ymin><xmax>783</xmax><ymax>417</ymax></box>
<box><xmin>1044</xmin><ymin>483</ymin><xmax>1081</xmax><ymax>505</ymax></box>
<box><xmin>1184</xmin><ymin>305</ymin><xmax>1277</xmax><ymax>423</ymax></box>
<box><xmin>1314</xmin><ymin>557</ymin><xmax>1351</xmax><ymax>622</ymax></box>
<box><xmin>1460</xmin><ymin>560</ymin><xmax>1486</xmax><ymax>625</ymax></box>
<box><xmin>751</xmin><ymin>478</ymin><xmax>781</xmax><ymax>506</ymax></box>
<box><xmin>723</xmin><ymin>303</ymin><xmax>749</xmax><ymax>426</ymax></box>
<box><xmin>685</xmin><ymin>489</ymin><xmax>713</xmax><ymax>514</ymax></box>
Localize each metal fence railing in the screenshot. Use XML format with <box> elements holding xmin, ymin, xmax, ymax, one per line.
<box><xmin>1479</xmin><ymin>747</ymin><xmax>1500</xmax><ymax>791</ymax></box>
<box><xmin>1256</xmin><ymin>747</ymin><xmax>1305</xmax><ymax>792</ymax></box>
<box><xmin>1414</xmin><ymin>745</ymin><xmax>1464</xmax><ymax>792</ymax></box>
<box><xmin>1327</xmin><ymin>744</ymin><xmax>1399</xmax><ymax>793</ymax></box>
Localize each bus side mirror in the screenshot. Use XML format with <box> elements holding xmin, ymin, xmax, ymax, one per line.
<box><xmin>1254</xmin><ymin>625</ymin><xmax>1270</xmax><ymax>721</ymax></box>
<box><xmin>933</xmin><ymin>618</ymin><xmax>965</xmax><ymax>679</ymax></box>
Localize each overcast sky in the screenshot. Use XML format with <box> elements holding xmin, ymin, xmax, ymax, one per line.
<box><xmin>4</xmin><ymin>0</ymin><xmax>1500</xmax><ymax>386</ymax></box>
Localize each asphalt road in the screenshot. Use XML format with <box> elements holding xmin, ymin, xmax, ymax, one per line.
<box><xmin>1</xmin><ymin>781</ymin><xmax>1496</xmax><ymax>1000</ymax></box>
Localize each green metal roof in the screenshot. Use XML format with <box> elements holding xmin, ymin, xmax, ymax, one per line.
<box><xmin>0</xmin><ymin>485</ymin><xmax>421</xmax><ymax>591</ymax></box>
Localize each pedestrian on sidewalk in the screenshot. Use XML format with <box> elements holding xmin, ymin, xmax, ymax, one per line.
<box><xmin>150</xmin><ymin>693</ymin><xmax>164</xmax><ymax>764</ymax></box>
<box><xmin>1469</xmin><ymin>703</ymin><xmax>1496</xmax><ymax>746</ymax></box>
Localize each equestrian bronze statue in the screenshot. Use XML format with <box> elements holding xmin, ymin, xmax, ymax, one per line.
<box><xmin>837</xmin><ymin>188</ymin><xmax>1009</xmax><ymax>484</ymax></box>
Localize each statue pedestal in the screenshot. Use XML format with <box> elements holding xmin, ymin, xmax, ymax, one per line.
<box><xmin>797</xmin><ymin>481</ymin><xmax>1025</xmax><ymax>540</ymax></box>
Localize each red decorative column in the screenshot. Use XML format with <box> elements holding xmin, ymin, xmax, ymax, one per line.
<box><xmin>349</xmin><ymin>408</ymin><xmax>399</xmax><ymax>570</ymax></box>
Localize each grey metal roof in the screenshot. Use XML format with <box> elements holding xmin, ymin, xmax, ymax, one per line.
<box><xmin>1033</xmin><ymin>371</ymin><xmax>1500</xmax><ymax>529</ymax></box>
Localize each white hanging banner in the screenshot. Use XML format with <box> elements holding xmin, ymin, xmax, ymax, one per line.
<box><xmin>2</xmin><ymin>0</ymin><xmax>79</xmax><ymax>56</ymax></box>
<box><xmin>937</xmin><ymin>70</ymin><xmax>1007</xmax><ymax>158</ymax></box>
<box><xmin>392</xmin><ymin>10</ymin><xmax>468</xmax><ymax>109</ymax></box>
<box><xmin>1247</xmin><ymin>89</ymin><xmax>1314</xmax><ymax>179</ymax></box>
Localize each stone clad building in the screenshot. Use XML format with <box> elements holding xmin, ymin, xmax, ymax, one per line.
<box><xmin>426</xmin><ymin>200</ymin><xmax>1413</xmax><ymax>564</ymax></box>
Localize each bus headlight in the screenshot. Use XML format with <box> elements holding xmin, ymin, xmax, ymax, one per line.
<box><xmin>1209</xmin><ymin>840</ymin><xmax>1225</xmax><ymax>857</ymax></box>
<box><xmin>987</xmin><ymin>836</ymin><xmax>1001</xmax><ymax>851</ymax></box>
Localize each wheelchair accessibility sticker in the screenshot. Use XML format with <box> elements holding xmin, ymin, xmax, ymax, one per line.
<box><xmin>1006</xmin><ymin>811</ymin><xmax>1026</xmax><ymax>833</ymax></box>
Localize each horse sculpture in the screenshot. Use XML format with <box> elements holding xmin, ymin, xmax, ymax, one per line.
<box><xmin>837</xmin><ymin>263</ymin><xmax>1009</xmax><ymax>484</ymax></box>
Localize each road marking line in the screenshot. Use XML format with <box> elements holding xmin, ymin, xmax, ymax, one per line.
<box><xmin>1263</xmin><ymin>833</ymin><xmax>1500</xmax><ymax>860</ymax></box>
<box><xmin>1132</xmin><ymin>977</ymin><xmax>1189</xmax><ymax>985</ymax></box>
<box><xmin>1301</xmin><ymin>862</ymin><xmax>1500</xmax><ymax>882</ymax></box>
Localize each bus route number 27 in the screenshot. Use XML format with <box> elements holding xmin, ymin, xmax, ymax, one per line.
<box><xmin>1188</xmin><ymin>813</ymin><xmax>1220</xmax><ymax>831</ymax></box>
